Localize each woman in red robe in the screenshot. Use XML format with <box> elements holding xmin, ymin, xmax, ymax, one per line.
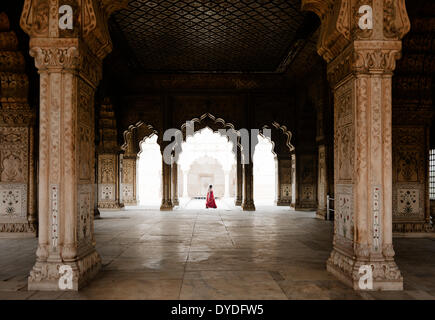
<box><xmin>206</xmin><ymin>185</ymin><xmax>217</xmax><ymax>209</ymax></box>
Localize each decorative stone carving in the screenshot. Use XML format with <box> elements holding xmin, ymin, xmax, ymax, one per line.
<box><xmin>0</xmin><ymin>13</ymin><xmax>36</xmax><ymax>236</ymax></box>
<box><xmin>97</xmin><ymin>100</ymin><xmax>123</xmax><ymax>209</ymax></box>
<box><xmin>276</xmin><ymin>158</ymin><xmax>291</xmax><ymax>206</ymax></box>
<box><xmin>0</xmin><ymin>183</ymin><xmax>27</xmax><ymax>219</ymax></box>
<box><xmin>121</xmin><ymin>156</ymin><xmax>137</xmax><ymax>206</ymax></box>
<box><xmin>392</xmin><ymin>127</ymin><xmax>431</xmax><ymax>232</ymax></box>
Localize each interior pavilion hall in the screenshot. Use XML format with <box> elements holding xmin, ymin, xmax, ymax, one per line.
<box><xmin>0</xmin><ymin>0</ymin><xmax>434</xmax><ymax>300</ymax></box>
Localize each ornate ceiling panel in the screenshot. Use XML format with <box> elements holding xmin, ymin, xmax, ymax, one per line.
<box><xmin>112</xmin><ymin>0</ymin><xmax>306</xmax><ymax>72</ymax></box>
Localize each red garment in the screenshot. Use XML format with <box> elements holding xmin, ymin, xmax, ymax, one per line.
<box><xmin>206</xmin><ymin>190</ymin><xmax>217</xmax><ymax>208</ymax></box>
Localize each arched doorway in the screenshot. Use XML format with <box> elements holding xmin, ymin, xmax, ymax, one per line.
<box><xmin>177</xmin><ymin>127</ymin><xmax>236</xmax><ymax>209</ymax></box>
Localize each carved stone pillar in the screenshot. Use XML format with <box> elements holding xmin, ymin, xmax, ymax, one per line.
<box><xmin>98</xmin><ymin>153</ymin><xmax>123</xmax><ymax>208</ymax></box>
<box><xmin>235</xmin><ymin>147</ymin><xmax>242</xmax><ymax>206</ymax></box>
<box><xmin>20</xmin><ymin>0</ymin><xmax>128</xmax><ymax>290</ymax></box>
<box><xmin>317</xmin><ymin>145</ymin><xmax>328</xmax><ymax>219</ymax></box>
<box><xmin>97</xmin><ymin>99</ymin><xmax>123</xmax><ymax>209</ymax></box>
<box><xmin>0</xmin><ymin>13</ymin><xmax>36</xmax><ymax>236</ymax></box>
<box><xmin>242</xmin><ymin>162</ymin><xmax>255</xmax><ymax>211</ymax></box>
<box><xmin>291</xmin><ymin>152</ymin><xmax>317</xmax><ymax>210</ymax></box>
<box><xmin>160</xmin><ymin>156</ymin><xmax>173</xmax><ymax>211</ymax></box>
<box><xmin>276</xmin><ymin>157</ymin><xmax>292</xmax><ymax>206</ymax></box>
<box><xmin>121</xmin><ymin>155</ymin><xmax>137</xmax><ymax>206</ymax></box>
<box><xmin>172</xmin><ymin>162</ymin><xmax>179</xmax><ymax>206</ymax></box>
<box><xmin>302</xmin><ymin>0</ymin><xmax>410</xmax><ymax>290</ymax></box>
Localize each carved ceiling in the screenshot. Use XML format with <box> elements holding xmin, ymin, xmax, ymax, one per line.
<box><xmin>111</xmin><ymin>0</ymin><xmax>314</xmax><ymax>73</ymax></box>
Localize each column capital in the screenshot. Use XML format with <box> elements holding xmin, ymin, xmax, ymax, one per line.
<box><xmin>302</xmin><ymin>0</ymin><xmax>410</xmax><ymax>63</ymax></box>
<box><xmin>20</xmin><ymin>0</ymin><xmax>129</xmax><ymax>60</ymax></box>
<box><xmin>28</xmin><ymin>39</ymin><xmax>103</xmax><ymax>86</ymax></box>
<box><xmin>327</xmin><ymin>40</ymin><xmax>403</xmax><ymax>86</ymax></box>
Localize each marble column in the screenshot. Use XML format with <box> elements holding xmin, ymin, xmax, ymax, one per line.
<box><xmin>121</xmin><ymin>155</ymin><xmax>137</xmax><ymax>206</ymax></box>
<box><xmin>97</xmin><ymin>153</ymin><xmax>124</xmax><ymax>209</ymax></box>
<box><xmin>97</xmin><ymin>100</ymin><xmax>124</xmax><ymax>209</ymax></box>
<box><xmin>291</xmin><ymin>152</ymin><xmax>317</xmax><ymax>210</ymax></box>
<box><xmin>0</xmin><ymin>13</ymin><xmax>36</xmax><ymax>236</ymax></box>
<box><xmin>317</xmin><ymin>145</ymin><xmax>328</xmax><ymax>219</ymax></box>
<box><xmin>160</xmin><ymin>157</ymin><xmax>173</xmax><ymax>211</ymax></box>
<box><xmin>242</xmin><ymin>162</ymin><xmax>255</xmax><ymax>211</ymax></box>
<box><xmin>303</xmin><ymin>0</ymin><xmax>410</xmax><ymax>290</ymax></box>
<box><xmin>20</xmin><ymin>0</ymin><xmax>128</xmax><ymax>290</ymax></box>
<box><xmin>172</xmin><ymin>162</ymin><xmax>179</xmax><ymax>206</ymax></box>
<box><xmin>276</xmin><ymin>157</ymin><xmax>291</xmax><ymax>206</ymax></box>
<box><xmin>235</xmin><ymin>148</ymin><xmax>243</xmax><ymax>206</ymax></box>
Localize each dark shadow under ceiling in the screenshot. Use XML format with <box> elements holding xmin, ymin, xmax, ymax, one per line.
<box><xmin>110</xmin><ymin>0</ymin><xmax>318</xmax><ymax>73</ymax></box>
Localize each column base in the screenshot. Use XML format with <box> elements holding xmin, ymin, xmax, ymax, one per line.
<box><xmin>160</xmin><ymin>200</ymin><xmax>174</xmax><ymax>211</ymax></box>
<box><xmin>0</xmin><ymin>222</ymin><xmax>37</xmax><ymax>237</ymax></box>
<box><xmin>28</xmin><ymin>249</ymin><xmax>102</xmax><ymax>291</ymax></box>
<box><xmin>98</xmin><ymin>201</ymin><xmax>125</xmax><ymax>209</ymax></box>
<box><xmin>242</xmin><ymin>201</ymin><xmax>255</xmax><ymax>211</ymax></box>
<box><xmin>290</xmin><ymin>204</ymin><xmax>317</xmax><ymax>211</ymax></box>
<box><xmin>234</xmin><ymin>198</ymin><xmax>242</xmax><ymax>206</ymax></box>
<box><xmin>173</xmin><ymin>199</ymin><xmax>179</xmax><ymax>206</ymax></box>
<box><xmin>393</xmin><ymin>222</ymin><xmax>433</xmax><ymax>233</ymax></box>
<box><xmin>276</xmin><ymin>199</ymin><xmax>291</xmax><ymax>206</ymax></box>
<box><xmin>124</xmin><ymin>200</ymin><xmax>137</xmax><ymax>206</ymax></box>
<box><xmin>326</xmin><ymin>249</ymin><xmax>403</xmax><ymax>291</ymax></box>
<box><xmin>316</xmin><ymin>208</ymin><xmax>327</xmax><ymax>220</ymax></box>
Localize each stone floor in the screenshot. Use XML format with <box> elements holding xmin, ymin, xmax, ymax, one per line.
<box><xmin>1</xmin><ymin>200</ymin><xmax>435</xmax><ymax>300</ymax></box>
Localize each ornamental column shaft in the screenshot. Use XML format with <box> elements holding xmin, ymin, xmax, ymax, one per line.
<box><xmin>242</xmin><ymin>162</ymin><xmax>255</xmax><ymax>211</ymax></box>
<box><xmin>20</xmin><ymin>0</ymin><xmax>129</xmax><ymax>291</ymax></box>
<box><xmin>302</xmin><ymin>0</ymin><xmax>411</xmax><ymax>290</ymax></box>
